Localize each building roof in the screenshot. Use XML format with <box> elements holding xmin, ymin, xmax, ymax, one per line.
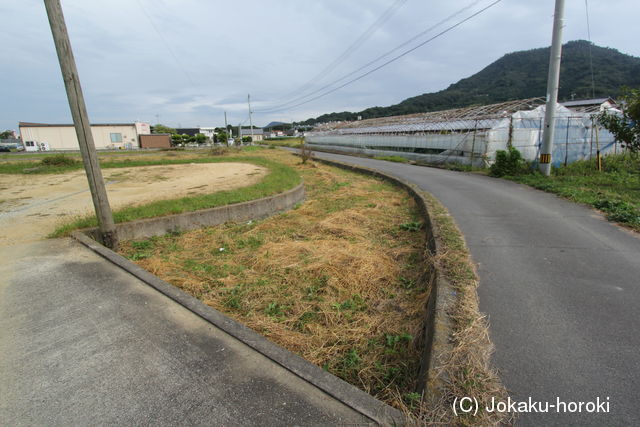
<box><xmin>175</xmin><ymin>128</ymin><xmax>200</xmax><ymax>136</ymax></box>
<box><xmin>240</xmin><ymin>128</ymin><xmax>264</xmax><ymax>135</ymax></box>
<box><xmin>561</xmin><ymin>98</ymin><xmax>615</xmax><ymax>107</ymax></box>
<box><xmin>19</xmin><ymin>122</ymin><xmax>139</xmax><ymax>127</ymax></box>
<box><xmin>310</xmin><ymin>98</ymin><xmax>546</xmax><ymax>135</ymax></box>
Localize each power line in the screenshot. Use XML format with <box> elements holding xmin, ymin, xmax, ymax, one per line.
<box><xmin>257</xmin><ymin>0</ymin><xmax>501</xmax><ymax>114</ymax></box>
<box><xmin>274</xmin><ymin>0</ymin><xmax>407</xmax><ymax>103</ymax></box>
<box><xmin>256</xmin><ymin>0</ymin><xmax>484</xmax><ymax>113</ymax></box>
<box><xmin>258</xmin><ymin>0</ymin><xmax>482</xmax><ymax>112</ymax></box>
<box><xmin>136</xmin><ymin>0</ymin><xmax>195</xmax><ymax>87</ymax></box>
<box><xmin>584</xmin><ymin>0</ymin><xmax>596</xmax><ymax>99</ymax></box>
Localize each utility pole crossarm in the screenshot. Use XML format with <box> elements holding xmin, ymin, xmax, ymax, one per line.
<box><xmin>44</xmin><ymin>0</ymin><xmax>118</xmax><ymax>248</ymax></box>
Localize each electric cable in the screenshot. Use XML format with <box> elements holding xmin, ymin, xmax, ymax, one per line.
<box><xmin>256</xmin><ymin>0</ymin><xmax>485</xmax><ymax>113</ymax></box>
<box><xmin>256</xmin><ymin>0</ymin><xmax>502</xmax><ymax>114</ymax></box>
<box><xmin>584</xmin><ymin>0</ymin><xmax>596</xmax><ymax>99</ymax></box>
<box><xmin>136</xmin><ymin>0</ymin><xmax>195</xmax><ymax>87</ymax></box>
<box><xmin>275</xmin><ymin>0</ymin><xmax>407</xmax><ymax>103</ymax></box>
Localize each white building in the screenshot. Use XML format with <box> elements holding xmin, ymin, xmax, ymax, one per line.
<box><xmin>240</xmin><ymin>128</ymin><xmax>264</xmax><ymax>141</ymax></box>
<box><xmin>199</xmin><ymin>127</ymin><xmax>217</xmax><ymax>139</ymax></box>
<box><xmin>19</xmin><ymin>122</ymin><xmax>151</xmax><ymax>151</ymax></box>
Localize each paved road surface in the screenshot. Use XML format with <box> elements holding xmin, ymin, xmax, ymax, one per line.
<box><xmin>0</xmin><ymin>239</ymin><xmax>382</xmax><ymax>425</ymax></box>
<box><xmin>311</xmin><ymin>151</ymin><xmax>640</xmax><ymax>426</ymax></box>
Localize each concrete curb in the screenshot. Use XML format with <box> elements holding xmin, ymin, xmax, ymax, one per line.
<box><xmin>83</xmin><ymin>182</ymin><xmax>306</xmax><ymax>242</ymax></box>
<box><xmin>72</xmin><ymin>188</ymin><xmax>405</xmax><ymax>425</ymax></box>
<box><xmin>306</xmin><ymin>156</ymin><xmax>456</xmax><ymax>401</ymax></box>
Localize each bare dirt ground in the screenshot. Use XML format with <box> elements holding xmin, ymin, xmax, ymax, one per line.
<box><xmin>0</xmin><ymin>163</ymin><xmax>267</xmax><ymax>246</ymax></box>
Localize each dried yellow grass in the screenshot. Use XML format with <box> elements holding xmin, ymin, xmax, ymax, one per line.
<box><xmin>121</xmin><ymin>150</ymin><xmax>429</xmax><ymax>408</ymax></box>
<box><xmin>398</xmin><ymin>191</ymin><xmax>514</xmax><ymax>426</ymax></box>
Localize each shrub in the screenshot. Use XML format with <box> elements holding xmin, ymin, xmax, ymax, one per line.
<box><xmin>41</xmin><ymin>154</ymin><xmax>79</xmax><ymax>167</ymax></box>
<box><xmin>209</xmin><ymin>146</ymin><xmax>228</xmax><ymax>156</ymax></box>
<box><xmin>490</xmin><ymin>147</ymin><xmax>526</xmax><ymax>177</ymax></box>
<box><xmin>300</xmin><ymin>138</ymin><xmax>313</xmax><ymax>164</ymax></box>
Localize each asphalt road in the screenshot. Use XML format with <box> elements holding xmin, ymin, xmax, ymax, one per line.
<box><xmin>311</xmin><ymin>151</ymin><xmax>640</xmax><ymax>426</ymax></box>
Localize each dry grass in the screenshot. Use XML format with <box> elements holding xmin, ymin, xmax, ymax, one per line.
<box><xmin>118</xmin><ymin>148</ymin><xmax>512</xmax><ymax>423</ymax></box>
<box><xmin>120</xmin><ymin>150</ymin><xmax>429</xmax><ymax>407</ymax></box>
<box><xmin>400</xmin><ymin>191</ymin><xmax>514</xmax><ymax>426</ymax></box>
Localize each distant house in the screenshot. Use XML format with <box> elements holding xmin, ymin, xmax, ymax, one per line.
<box><xmin>199</xmin><ymin>127</ymin><xmax>217</xmax><ymax>139</ymax></box>
<box><xmin>139</xmin><ymin>134</ymin><xmax>171</xmax><ymax>149</ymax></box>
<box><xmin>561</xmin><ymin>97</ymin><xmax>618</xmax><ymax>113</ymax></box>
<box><xmin>264</xmin><ymin>130</ymin><xmax>285</xmax><ymax>138</ymax></box>
<box><xmin>240</xmin><ymin>128</ymin><xmax>264</xmax><ymax>142</ymax></box>
<box><xmin>18</xmin><ymin>122</ymin><xmax>150</xmax><ymax>151</ymax></box>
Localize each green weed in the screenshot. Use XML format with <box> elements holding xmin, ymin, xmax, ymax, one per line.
<box><xmin>374</xmin><ymin>155</ymin><xmax>409</xmax><ymax>163</ymax></box>
<box><xmin>508</xmin><ymin>153</ymin><xmax>640</xmax><ymax>230</ymax></box>
<box><xmin>332</xmin><ymin>294</ymin><xmax>366</xmax><ymax>312</ymax></box>
<box><xmin>265</xmin><ymin>302</ymin><xmax>286</xmax><ymax>317</ymax></box>
<box><xmin>399</xmin><ymin>221</ymin><xmax>422</xmax><ymax>232</ymax></box>
<box><xmin>399</xmin><ymin>277</ymin><xmax>416</xmax><ymax>289</ymax></box>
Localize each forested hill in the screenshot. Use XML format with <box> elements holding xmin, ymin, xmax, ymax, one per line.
<box><xmin>302</xmin><ymin>41</ymin><xmax>640</xmax><ymax>125</ymax></box>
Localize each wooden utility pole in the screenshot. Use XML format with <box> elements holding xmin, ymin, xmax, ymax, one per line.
<box><xmin>44</xmin><ymin>0</ymin><xmax>118</xmax><ymax>249</ymax></box>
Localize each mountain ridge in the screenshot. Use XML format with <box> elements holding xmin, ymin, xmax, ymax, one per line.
<box><xmin>301</xmin><ymin>40</ymin><xmax>640</xmax><ymax>125</ymax></box>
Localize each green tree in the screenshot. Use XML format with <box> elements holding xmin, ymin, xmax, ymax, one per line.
<box><xmin>195</xmin><ymin>133</ymin><xmax>207</xmax><ymax>145</ymax></box>
<box><xmin>598</xmin><ymin>88</ymin><xmax>640</xmax><ymax>152</ymax></box>
<box><xmin>152</xmin><ymin>124</ymin><xmax>176</xmax><ymax>134</ymax></box>
<box><xmin>216</xmin><ymin>130</ymin><xmax>228</xmax><ymax>146</ymax></box>
<box><xmin>242</xmin><ymin>136</ymin><xmax>252</xmax><ymax>143</ymax></box>
<box><xmin>0</xmin><ymin>130</ymin><xmax>13</xmax><ymax>139</ymax></box>
<box><xmin>171</xmin><ymin>133</ymin><xmax>183</xmax><ymax>145</ymax></box>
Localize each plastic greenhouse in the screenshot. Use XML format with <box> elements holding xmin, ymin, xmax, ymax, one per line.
<box><xmin>306</xmin><ymin>98</ymin><xmax>621</xmax><ymax>167</ymax></box>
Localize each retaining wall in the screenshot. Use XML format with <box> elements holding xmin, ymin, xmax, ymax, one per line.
<box><xmin>83</xmin><ymin>182</ymin><xmax>305</xmax><ymax>242</ymax></box>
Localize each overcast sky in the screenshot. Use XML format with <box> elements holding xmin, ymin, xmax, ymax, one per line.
<box><xmin>2</xmin><ymin>0</ymin><xmax>639</xmax><ymax>131</ymax></box>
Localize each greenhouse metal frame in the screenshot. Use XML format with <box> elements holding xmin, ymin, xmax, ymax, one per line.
<box><xmin>306</xmin><ymin>98</ymin><xmax>620</xmax><ymax>167</ymax></box>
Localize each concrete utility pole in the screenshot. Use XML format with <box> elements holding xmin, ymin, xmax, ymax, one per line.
<box><xmin>247</xmin><ymin>94</ymin><xmax>254</xmax><ymax>144</ymax></box>
<box><xmin>539</xmin><ymin>0</ymin><xmax>566</xmax><ymax>176</ymax></box>
<box><xmin>44</xmin><ymin>0</ymin><xmax>118</xmax><ymax>249</ymax></box>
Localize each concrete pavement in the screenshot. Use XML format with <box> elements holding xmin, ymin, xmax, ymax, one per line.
<box><xmin>310</xmin><ymin>151</ymin><xmax>640</xmax><ymax>426</ymax></box>
<box><xmin>0</xmin><ymin>238</ymin><xmax>396</xmax><ymax>425</ymax></box>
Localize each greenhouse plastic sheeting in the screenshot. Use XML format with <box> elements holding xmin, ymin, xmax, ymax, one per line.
<box><xmin>487</xmin><ymin>104</ymin><xmax>619</xmax><ymax>166</ymax></box>
<box><xmin>306</xmin><ymin>104</ymin><xmax>622</xmax><ymax>167</ymax></box>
